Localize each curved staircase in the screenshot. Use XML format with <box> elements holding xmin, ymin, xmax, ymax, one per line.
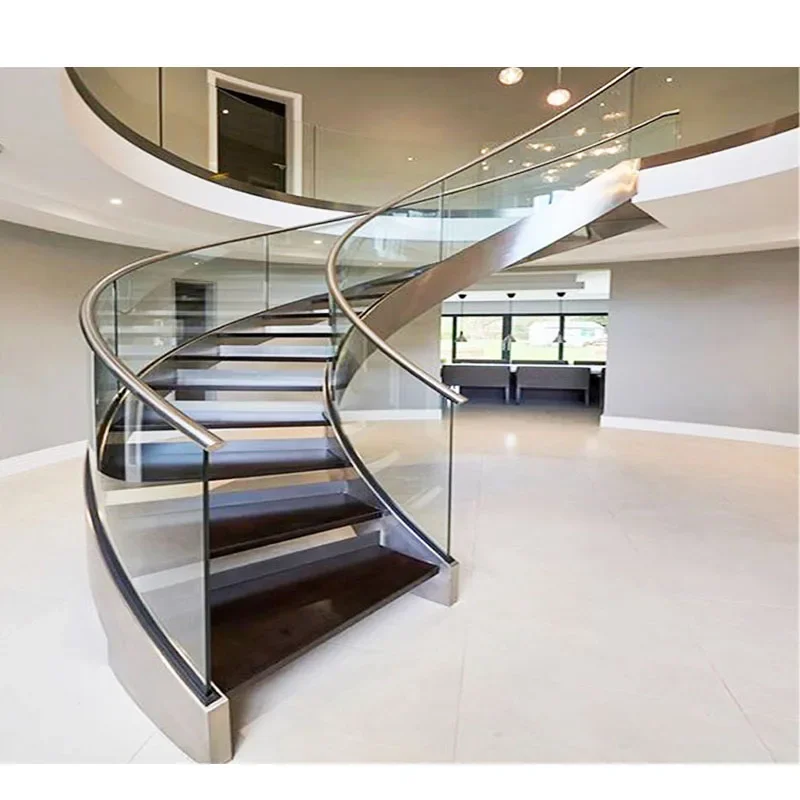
<box><xmin>80</xmin><ymin>67</ymin><xmax>679</xmax><ymax>761</ymax></box>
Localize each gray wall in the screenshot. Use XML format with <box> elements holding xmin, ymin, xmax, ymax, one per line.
<box><xmin>0</xmin><ymin>221</ymin><xmax>152</xmax><ymax>459</ymax></box>
<box><xmin>604</xmin><ymin>249</ymin><xmax>799</xmax><ymax>434</ymax></box>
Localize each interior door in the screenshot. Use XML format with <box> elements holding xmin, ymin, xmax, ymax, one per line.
<box><xmin>217</xmin><ymin>87</ymin><xmax>287</xmax><ymax>192</ymax></box>
<box><xmin>174</xmin><ymin>280</ymin><xmax>212</xmax><ymax>401</ymax></box>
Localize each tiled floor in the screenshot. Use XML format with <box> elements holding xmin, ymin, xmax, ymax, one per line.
<box><xmin>0</xmin><ymin>404</ymin><xmax>797</xmax><ymax>763</ymax></box>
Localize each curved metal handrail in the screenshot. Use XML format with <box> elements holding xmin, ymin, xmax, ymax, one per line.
<box><xmin>326</xmin><ymin>67</ymin><xmax>642</xmax><ymax>404</ymax></box>
<box><xmin>80</xmin><ymin>213</ymin><xmax>364</xmax><ymax>452</ymax></box>
<box><xmin>82</xmin><ymin>67</ymin><xmax>659</xmax><ymax>452</ymax></box>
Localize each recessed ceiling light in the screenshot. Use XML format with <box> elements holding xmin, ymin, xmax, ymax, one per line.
<box><xmin>109</xmin><ymin>198</ymin><xmax>123</xmax><ymax>205</ymax></box>
<box><xmin>193</xmin><ymin>261</ymin><xmax>200</xmax><ymax>266</ymax></box>
<box><xmin>313</xmin><ymin>240</ymin><xmax>323</xmax><ymax>245</ymax></box>
<box><xmin>507</xmin><ymin>159</ymin><xmax>514</xmax><ymax>164</ymax></box>
<box><xmin>575</xmin><ymin>127</ymin><xmax>587</xmax><ymax>137</ymax></box>
<box><xmin>665</xmin><ymin>76</ymin><xmax>673</xmax><ymax>83</ymax></box>
<box><xmin>498</xmin><ymin>67</ymin><xmax>524</xmax><ymax>86</ymax></box>
<box><xmin>407</xmin><ymin>156</ymin><xmax>414</xmax><ymax>161</ymax></box>
<box><xmin>222</xmin><ymin>108</ymin><xmax>230</xmax><ymax>114</ymax></box>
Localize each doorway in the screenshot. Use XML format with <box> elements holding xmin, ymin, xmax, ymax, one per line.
<box><xmin>216</xmin><ymin>87</ymin><xmax>287</xmax><ymax>191</ymax></box>
<box><xmin>174</xmin><ymin>280</ymin><xmax>213</xmax><ymax>401</ymax></box>
<box><xmin>207</xmin><ymin>71</ymin><xmax>303</xmax><ymax>195</ymax></box>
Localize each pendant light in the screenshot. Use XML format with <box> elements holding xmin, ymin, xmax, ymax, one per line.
<box><xmin>546</xmin><ymin>67</ymin><xmax>572</xmax><ymax>107</ymax></box>
<box><xmin>502</xmin><ymin>292</ymin><xmax>517</xmax><ymax>351</ymax></box>
<box><xmin>455</xmin><ymin>293</ymin><xmax>468</xmax><ymax>343</ymax></box>
<box><xmin>552</xmin><ymin>291</ymin><xmax>566</xmax><ymax>344</ymax></box>
<box><xmin>498</xmin><ymin>67</ymin><xmax>524</xmax><ymax>86</ymax></box>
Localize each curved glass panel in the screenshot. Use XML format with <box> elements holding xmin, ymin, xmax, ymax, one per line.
<box><xmin>86</xmin><ymin>217</ymin><xmax>364</xmax><ymax>696</ymax></box>
<box><xmin>330</xmin><ymin>86</ymin><xmax>679</xmax><ymax>557</ymax></box>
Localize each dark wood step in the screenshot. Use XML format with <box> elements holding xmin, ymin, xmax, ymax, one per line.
<box><xmin>210</xmin><ymin>545</ymin><xmax>437</xmax><ymax>690</ymax></box>
<box><xmin>209</xmin><ymin>491</ymin><xmax>383</xmax><ymax>558</ymax></box>
<box><xmin>100</xmin><ymin>439</ymin><xmax>347</xmax><ymax>482</ymax></box>
<box><xmin>178</xmin><ymin>344</ymin><xmax>335</xmax><ymax>362</ymax></box>
<box><xmin>147</xmin><ymin>368</ymin><xmax>323</xmax><ymax>392</ymax></box>
<box><xmin>111</xmin><ymin>401</ymin><xmax>326</xmax><ymax>431</ymax></box>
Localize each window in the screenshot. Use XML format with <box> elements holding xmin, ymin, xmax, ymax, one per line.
<box><xmin>563</xmin><ymin>315</ymin><xmax>608</xmax><ymax>363</ymax></box>
<box><xmin>510</xmin><ymin>316</ymin><xmax>561</xmax><ymax>362</ymax></box>
<box><xmin>454</xmin><ymin>316</ymin><xmax>504</xmax><ymax>361</ymax></box>
<box><xmin>441</xmin><ymin>312</ymin><xmax>608</xmax><ymax>364</ymax></box>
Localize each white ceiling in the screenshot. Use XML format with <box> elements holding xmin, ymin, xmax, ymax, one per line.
<box><xmin>0</xmin><ymin>67</ymin><xmax>797</xmax><ymax>266</ymax></box>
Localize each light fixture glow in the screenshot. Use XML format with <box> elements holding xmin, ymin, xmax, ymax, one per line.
<box><xmin>507</xmin><ymin>159</ymin><xmax>514</xmax><ymax>164</ymax></box>
<box><xmin>480</xmin><ymin>146</ymin><xmax>490</xmax><ymax>155</ymax></box>
<box><xmin>665</xmin><ymin>76</ymin><xmax>674</xmax><ymax>83</ymax></box>
<box><xmin>575</xmin><ymin>126</ymin><xmax>587</xmax><ymax>137</ymax></box>
<box><xmin>313</xmin><ymin>240</ymin><xmax>323</xmax><ymax>245</ymax></box>
<box><xmin>542</xmin><ymin>174</ymin><xmax>560</xmax><ymax>184</ymax></box>
<box><xmin>542</xmin><ymin>144</ymin><xmax>555</xmax><ymax>153</ymax></box>
<box><xmin>498</xmin><ymin>67</ymin><xmax>524</xmax><ymax>86</ymax></box>
<box><xmin>109</xmin><ymin>198</ymin><xmax>123</xmax><ymax>205</ymax></box>
<box><xmin>221</xmin><ymin>109</ymin><xmax>229</xmax><ymax>114</ymax></box>
<box><xmin>546</xmin><ymin>67</ymin><xmax>571</xmax><ymax>107</ymax></box>
<box><xmin>546</xmin><ymin>87</ymin><xmax>572</xmax><ymax>107</ymax></box>
<box><xmin>407</xmin><ymin>156</ymin><xmax>414</xmax><ymax>161</ymax></box>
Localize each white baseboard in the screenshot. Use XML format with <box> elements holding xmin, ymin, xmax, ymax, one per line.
<box><xmin>0</xmin><ymin>440</ymin><xmax>87</xmax><ymax>479</ymax></box>
<box><xmin>600</xmin><ymin>416</ymin><xmax>799</xmax><ymax>448</ymax></box>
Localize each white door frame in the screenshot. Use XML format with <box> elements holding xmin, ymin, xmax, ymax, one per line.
<box><xmin>206</xmin><ymin>70</ymin><xmax>303</xmax><ymax>195</ymax></box>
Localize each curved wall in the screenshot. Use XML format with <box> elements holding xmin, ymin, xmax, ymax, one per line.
<box><xmin>602</xmin><ymin>248</ymin><xmax>799</xmax><ymax>443</ymax></box>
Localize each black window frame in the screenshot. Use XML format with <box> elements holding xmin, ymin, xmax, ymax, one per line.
<box><xmin>441</xmin><ymin>311</ymin><xmax>608</xmax><ymax>365</ymax></box>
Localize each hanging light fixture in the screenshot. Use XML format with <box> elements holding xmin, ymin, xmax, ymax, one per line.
<box><xmin>546</xmin><ymin>67</ymin><xmax>572</xmax><ymax>107</ymax></box>
<box><xmin>552</xmin><ymin>291</ymin><xmax>566</xmax><ymax>344</ymax></box>
<box><xmin>498</xmin><ymin>67</ymin><xmax>524</xmax><ymax>86</ymax></box>
<box><xmin>502</xmin><ymin>292</ymin><xmax>517</xmax><ymax>352</ymax></box>
<box><xmin>455</xmin><ymin>293</ymin><xmax>468</xmax><ymax>342</ymax></box>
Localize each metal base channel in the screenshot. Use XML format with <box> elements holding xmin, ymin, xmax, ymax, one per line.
<box><xmin>86</xmin><ymin>513</ymin><xmax>232</xmax><ymax>763</ymax></box>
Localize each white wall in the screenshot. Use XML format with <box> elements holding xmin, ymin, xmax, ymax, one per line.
<box><xmin>604</xmin><ymin>248</ymin><xmax>799</xmax><ymax>435</ymax></box>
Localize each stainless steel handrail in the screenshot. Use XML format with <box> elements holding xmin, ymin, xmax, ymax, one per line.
<box><xmin>80</xmin><ymin>212</ymin><xmax>366</xmax><ymax>452</ymax></box>
<box><xmin>326</xmin><ymin>67</ymin><xmax>647</xmax><ymax>404</ymax></box>
<box><xmin>83</xmin><ymin>67</ymin><xmax>659</xmax><ymax>450</ymax></box>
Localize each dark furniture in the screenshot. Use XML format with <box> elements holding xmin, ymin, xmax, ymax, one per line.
<box><xmin>442</xmin><ymin>363</ymin><xmax>512</xmax><ymax>404</ymax></box>
<box><xmin>515</xmin><ymin>365</ymin><xmax>591</xmax><ymax>405</ymax></box>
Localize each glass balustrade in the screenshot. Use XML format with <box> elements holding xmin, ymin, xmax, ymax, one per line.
<box><xmin>328</xmin><ymin>80</ymin><xmax>679</xmax><ymax>561</ymax></box>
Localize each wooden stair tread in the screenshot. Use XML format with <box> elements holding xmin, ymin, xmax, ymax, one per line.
<box><xmin>148</xmin><ymin>368</ymin><xmax>323</xmax><ymax>392</ymax></box>
<box><xmin>210</xmin><ymin>545</ymin><xmax>437</xmax><ymax>690</ymax></box>
<box><xmin>112</xmin><ymin>401</ymin><xmax>327</xmax><ymax>431</ymax></box>
<box><xmin>209</xmin><ymin>492</ymin><xmax>383</xmax><ymax>557</ymax></box>
<box><xmin>100</xmin><ymin>439</ymin><xmax>347</xmax><ymax>482</ymax></box>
